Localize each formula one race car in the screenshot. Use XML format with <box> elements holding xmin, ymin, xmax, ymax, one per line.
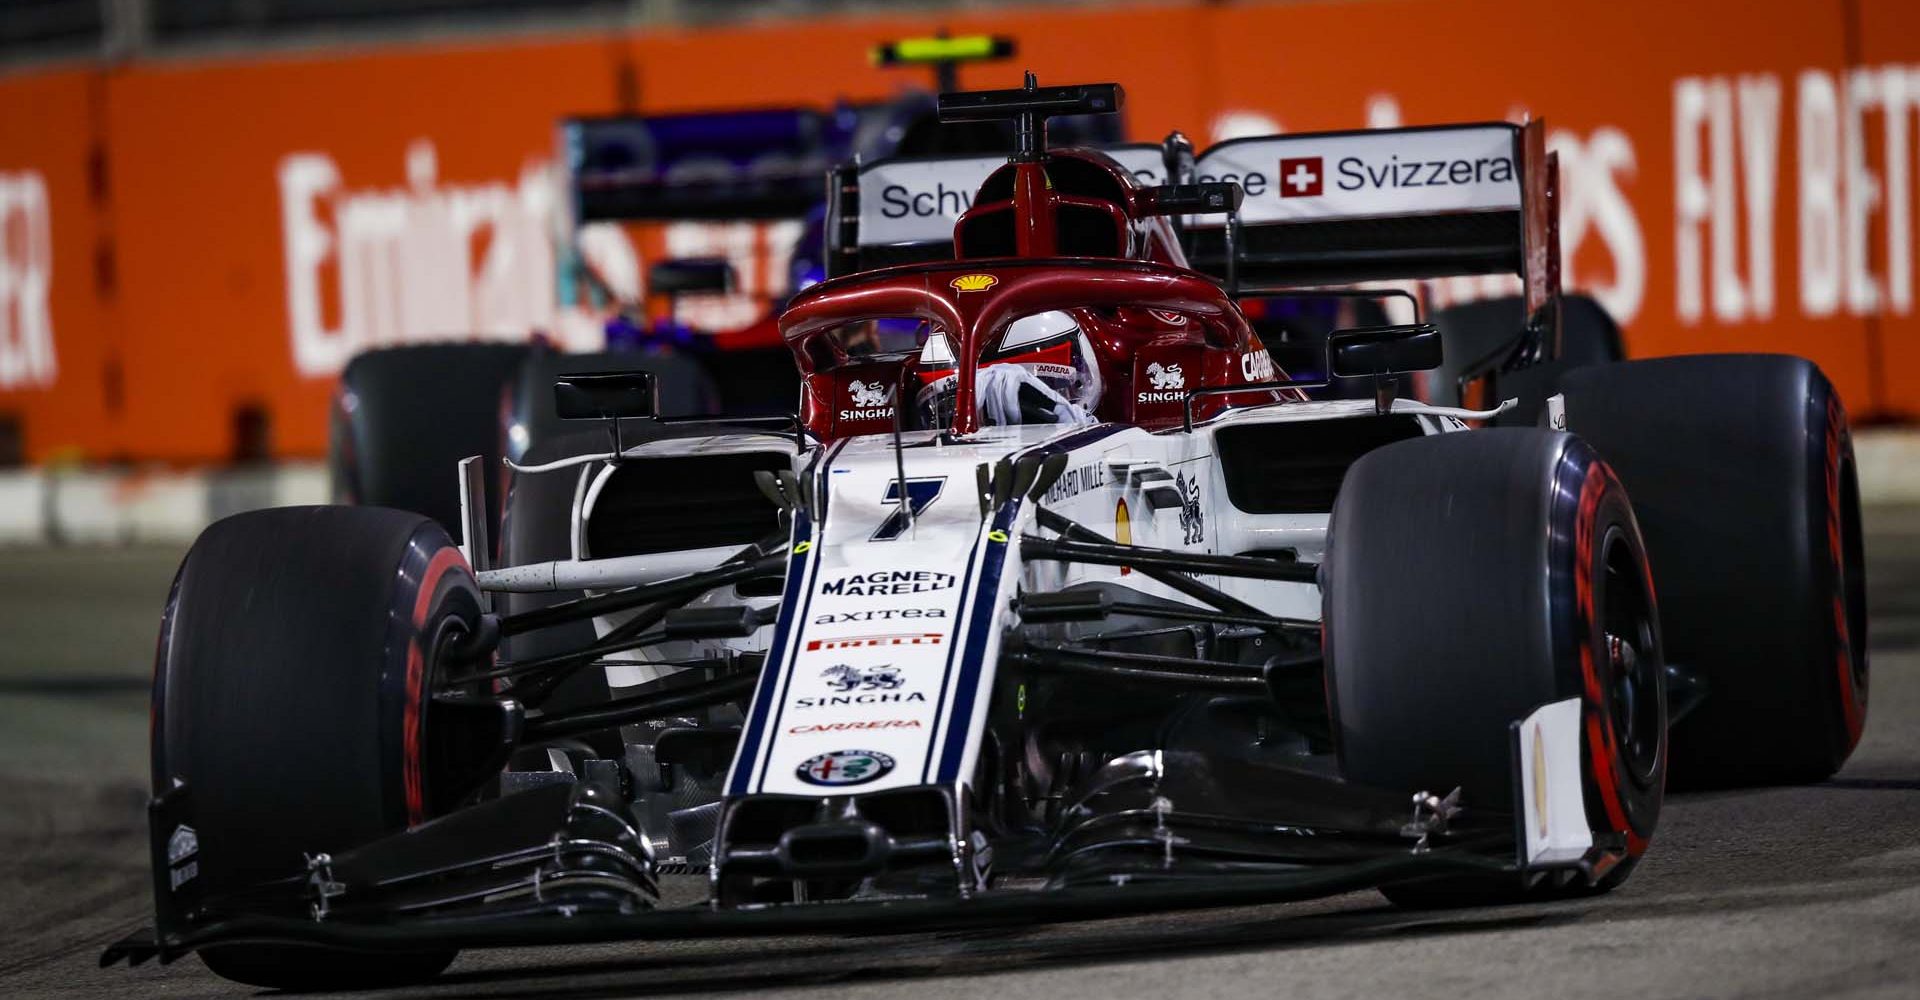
<box><xmin>110</xmin><ymin>78</ymin><xmax>1868</xmax><ymax>990</ymax></box>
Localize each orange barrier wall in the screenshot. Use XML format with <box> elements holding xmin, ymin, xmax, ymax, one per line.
<box><xmin>2</xmin><ymin>0</ymin><xmax>1918</xmax><ymax>462</ymax></box>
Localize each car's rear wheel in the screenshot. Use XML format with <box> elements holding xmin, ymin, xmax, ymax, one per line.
<box><xmin>1324</xmin><ymin>428</ymin><xmax>1666</xmax><ymax>905</ymax></box>
<box><xmin>153</xmin><ymin>506</ymin><xmax>479</xmax><ymax>989</ymax></box>
<box><xmin>329</xmin><ymin>342</ymin><xmax>530</xmax><ymax>536</ymax></box>
<box><xmin>1556</xmin><ymin>355</ymin><xmax>1866</xmax><ymax>786</ymax></box>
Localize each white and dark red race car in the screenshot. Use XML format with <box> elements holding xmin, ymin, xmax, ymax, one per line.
<box><xmin>110</xmin><ymin>78</ymin><xmax>1866</xmax><ymax>990</ymax></box>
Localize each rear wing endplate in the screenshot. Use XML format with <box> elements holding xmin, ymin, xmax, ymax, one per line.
<box><xmin>1186</xmin><ymin>120</ymin><xmax>1559</xmax><ymax>348</ymax></box>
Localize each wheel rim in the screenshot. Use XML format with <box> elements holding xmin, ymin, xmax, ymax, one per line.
<box><xmin>1600</xmin><ymin>527</ymin><xmax>1662</xmax><ymax>786</ymax></box>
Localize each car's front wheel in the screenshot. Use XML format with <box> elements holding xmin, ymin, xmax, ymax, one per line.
<box><xmin>152</xmin><ymin>506</ymin><xmax>481</xmax><ymax>989</ymax></box>
<box><xmin>1324</xmin><ymin>428</ymin><xmax>1667</xmax><ymax>905</ymax></box>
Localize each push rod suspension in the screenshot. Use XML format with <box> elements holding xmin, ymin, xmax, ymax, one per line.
<box><xmin>1031</xmin><ymin>508</ymin><xmax>1279</xmax><ymax>621</ymax></box>
<box><xmin>1006</xmin><ymin>644</ymin><xmax>1285</xmax><ymax>693</ymax></box>
<box><xmin>1021</xmin><ymin>535</ymin><xmax>1320</xmax><ymax>583</ymax></box>
<box><xmin>523</xmin><ymin>671</ymin><xmax>758</xmax><ymax>743</ymax></box>
<box><xmin>499</xmin><ymin>549</ymin><xmax>785</xmax><ymax>638</ymax></box>
<box><xmin>1015</xmin><ymin>592</ymin><xmax>1317</xmax><ymax>633</ymax></box>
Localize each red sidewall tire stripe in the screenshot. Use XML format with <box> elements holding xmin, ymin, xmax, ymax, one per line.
<box><xmin>1572</xmin><ymin>459</ymin><xmax>1650</xmax><ymax>857</ymax></box>
<box><xmin>403</xmin><ymin>545</ymin><xmax>468</xmax><ymax>827</ymax></box>
<box><xmin>1823</xmin><ymin>395</ymin><xmax>1866</xmax><ymax>752</ymax></box>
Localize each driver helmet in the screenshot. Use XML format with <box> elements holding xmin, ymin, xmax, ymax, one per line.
<box><xmin>914</xmin><ymin>311</ymin><xmax>1104</xmax><ymax>428</ymax></box>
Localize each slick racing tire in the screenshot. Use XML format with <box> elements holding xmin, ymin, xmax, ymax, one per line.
<box><xmin>152</xmin><ymin>506</ymin><xmax>479</xmax><ymax>989</ymax></box>
<box><xmin>330</xmin><ymin>342</ymin><xmax>531</xmax><ymax>535</ymax></box>
<box><xmin>1325</xmin><ymin>428</ymin><xmax>1666</xmax><ymax>905</ymax></box>
<box><xmin>1557</xmin><ymin>355</ymin><xmax>1868</xmax><ymax>786</ymax></box>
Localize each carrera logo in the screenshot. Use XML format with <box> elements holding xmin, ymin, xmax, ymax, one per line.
<box><xmin>1242</xmin><ymin>349</ymin><xmax>1276</xmax><ymax>382</ymax></box>
<box><xmin>788</xmin><ymin>719</ymin><xmax>923</xmax><ymax>735</ymax></box>
<box><xmin>807</xmin><ymin>632</ymin><xmax>945</xmax><ymax>651</ymax></box>
<box><xmin>1334</xmin><ymin>153</ymin><xmax>1515</xmax><ymax>192</ymax></box>
<box><xmin>951</xmin><ymin>273</ymin><xmax>998</xmax><ymax>293</ymax></box>
<box><xmin>1280</xmin><ymin>157</ymin><xmax>1323</xmax><ymax>197</ymax></box>
<box><xmin>821</xmin><ymin>570</ymin><xmax>955</xmax><ymax>597</ymax></box>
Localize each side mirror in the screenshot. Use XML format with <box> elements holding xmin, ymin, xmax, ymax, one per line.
<box><xmin>647</xmin><ymin>258</ymin><xmax>736</xmax><ymax>297</ymax></box>
<box><xmin>1330</xmin><ymin>323</ymin><xmax>1443</xmax><ymax>378</ymax></box>
<box><xmin>1139</xmin><ymin>182</ymin><xmax>1241</xmax><ymax>217</ymax></box>
<box><xmin>554</xmin><ymin>370</ymin><xmax>658</xmax><ymax>421</ymax></box>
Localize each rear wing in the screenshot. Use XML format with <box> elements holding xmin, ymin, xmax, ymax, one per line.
<box><xmin>1186</xmin><ymin>121</ymin><xmax>1559</xmax><ymax>345</ymax></box>
<box><xmin>560</xmin><ymin>109</ymin><xmax>857</xmax><ymax>222</ymax></box>
<box><xmin>824</xmin><ymin>143</ymin><xmax>1171</xmax><ymax>275</ymax></box>
<box><xmin>825</xmin><ymin>120</ymin><xmax>1560</xmax><ymax>351</ymax></box>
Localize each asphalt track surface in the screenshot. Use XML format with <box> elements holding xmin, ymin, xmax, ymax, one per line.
<box><xmin>3</xmin><ymin>511</ymin><xmax>1919</xmax><ymax>1000</ymax></box>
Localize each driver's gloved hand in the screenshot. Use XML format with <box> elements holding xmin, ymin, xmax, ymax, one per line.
<box><xmin>977</xmin><ymin>363</ymin><xmax>1094</xmax><ymax>426</ymax></box>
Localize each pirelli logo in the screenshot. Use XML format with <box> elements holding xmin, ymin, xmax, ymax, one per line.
<box><xmin>806</xmin><ymin>633</ymin><xmax>945</xmax><ymax>652</ymax></box>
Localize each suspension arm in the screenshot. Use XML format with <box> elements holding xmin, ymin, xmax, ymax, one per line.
<box><xmin>1004</xmin><ymin>644</ymin><xmax>1318</xmax><ymax>693</ymax></box>
<box><xmin>522</xmin><ymin>670</ymin><xmax>759</xmax><ymax>743</ymax></box>
<box><xmin>1021</xmin><ymin>536</ymin><xmax>1320</xmax><ymax>583</ymax></box>
<box><xmin>1030</xmin><ymin>508</ymin><xmax>1289</xmax><ymax>621</ymax></box>
<box><xmin>498</xmin><ymin>552</ymin><xmax>786</xmax><ymax>638</ymax></box>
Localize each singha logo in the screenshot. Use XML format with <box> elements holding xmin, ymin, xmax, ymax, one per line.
<box><xmin>1137</xmin><ymin>361</ymin><xmax>1189</xmax><ymax>404</ymax></box>
<box><xmin>821</xmin><ymin>664</ymin><xmax>905</xmax><ymax>693</ymax></box>
<box><xmin>841</xmin><ymin>379</ymin><xmax>896</xmax><ymax>421</ymax></box>
<box><xmin>1177</xmin><ymin>470</ymin><xmax>1205</xmax><ymax>545</ymax></box>
<box><xmin>849</xmin><ymin>380</ymin><xmax>893</xmax><ymax>408</ymax></box>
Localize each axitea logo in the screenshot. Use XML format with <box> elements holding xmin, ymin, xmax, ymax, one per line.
<box><xmin>811</xmin><ymin>608</ymin><xmax>947</xmax><ymax>625</ymax></box>
<box><xmin>820</xmin><ymin>570</ymin><xmax>955</xmax><ymax>597</ymax></box>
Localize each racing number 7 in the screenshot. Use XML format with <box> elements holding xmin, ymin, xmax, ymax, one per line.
<box><xmin>872</xmin><ymin>477</ymin><xmax>946</xmax><ymax>540</ymax></box>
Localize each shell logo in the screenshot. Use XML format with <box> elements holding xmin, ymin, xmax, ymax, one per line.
<box><xmin>950</xmin><ymin>273</ymin><xmax>998</xmax><ymax>293</ymax></box>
